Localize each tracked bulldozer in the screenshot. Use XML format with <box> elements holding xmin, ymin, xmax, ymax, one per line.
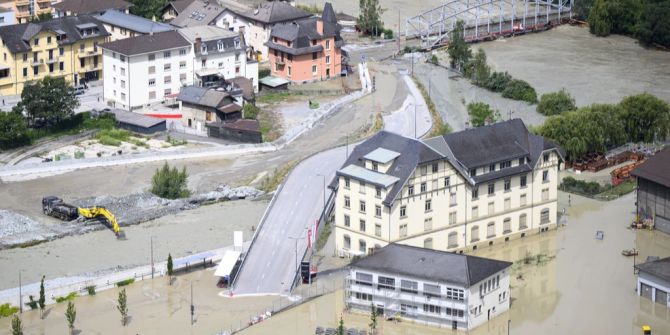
<box><xmin>42</xmin><ymin>196</ymin><xmax>126</xmax><ymax>239</ymax></box>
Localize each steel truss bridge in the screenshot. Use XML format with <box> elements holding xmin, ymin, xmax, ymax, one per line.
<box><xmin>406</xmin><ymin>0</ymin><xmax>573</xmax><ymax>48</ymax></box>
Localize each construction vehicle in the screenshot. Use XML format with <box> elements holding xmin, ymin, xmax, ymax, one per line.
<box><xmin>643</xmin><ymin>325</ymin><xmax>651</xmax><ymax>334</ymax></box>
<box><xmin>42</xmin><ymin>196</ymin><xmax>125</xmax><ymax>239</ymax></box>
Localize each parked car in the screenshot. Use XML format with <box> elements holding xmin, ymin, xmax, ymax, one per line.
<box><xmin>73</xmin><ymin>85</ymin><xmax>86</xmax><ymax>95</ymax></box>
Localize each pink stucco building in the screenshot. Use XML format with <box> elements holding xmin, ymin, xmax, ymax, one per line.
<box><xmin>265</xmin><ymin>3</ymin><xmax>343</xmax><ymax>83</ymax></box>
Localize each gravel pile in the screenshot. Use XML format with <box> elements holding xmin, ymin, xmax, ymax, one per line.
<box><xmin>0</xmin><ymin>185</ymin><xmax>263</xmax><ymax>249</ymax></box>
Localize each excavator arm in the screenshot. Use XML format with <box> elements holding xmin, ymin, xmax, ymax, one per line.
<box><xmin>78</xmin><ymin>207</ymin><xmax>125</xmax><ymax>239</ymax></box>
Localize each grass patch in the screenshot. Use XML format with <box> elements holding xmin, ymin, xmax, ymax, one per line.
<box><xmin>115</xmin><ymin>278</ymin><xmax>135</xmax><ymax>287</ymax></box>
<box><xmin>74</xmin><ymin>150</ymin><xmax>85</xmax><ymax>159</ymax></box>
<box><xmin>257</xmin><ymin>108</ymin><xmax>282</xmax><ymax>142</ymax></box>
<box><xmin>257</xmin><ymin>91</ymin><xmax>301</xmax><ymax>104</ymax></box>
<box><xmin>0</xmin><ymin>303</ymin><xmax>19</xmax><ymax>317</ymax></box>
<box><xmin>512</xmin><ymin>251</ymin><xmax>556</xmax><ymax>272</ymax></box>
<box><xmin>371</xmin><ymin>112</ymin><xmax>384</xmax><ymax>133</ymax></box>
<box><xmin>166</xmin><ymin>135</ymin><xmax>187</xmax><ymax>146</ymax></box>
<box><xmin>316</xmin><ymin>223</ymin><xmax>332</xmax><ymax>252</ymax></box>
<box><xmin>95</xmin><ymin>128</ymin><xmax>131</xmax><ymax>146</ymax></box>
<box><xmin>412</xmin><ymin>76</ymin><xmax>452</xmax><ymax>137</ymax></box>
<box><xmin>309</xmin><ymin>100</ymin><xmax>320</xmax><ymax>109</ymax></box>
<box><xmin>259</xmin><ymin>160</ymin><xmax>298</xmax><ymax>192</ymax></box>
<box><xmin>597</xmin><ymin>179</ymin><xmax>636</xmax><ymax>200</ymax></box>
<box><xmin>54</xmin><ymin>292</ymin><xmax>78</xmax><ymax>303</ymax></box>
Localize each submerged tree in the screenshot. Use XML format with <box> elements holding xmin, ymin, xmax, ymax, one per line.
<box><xmin>65</xmin><ymin>301</ymin><xmax>76</xmax><ymax>334</ymax></box>
<box><xmin>11</xmin><ymin>315</ymin><xmax>22</xmax><ymax>335</ymax></box>
<box><xmin>447</xmin><ymin>20</ymin><xmax>472</xmax><ymax>70</ymax></box>
<box><xmin>117</xmin><ymin>289</ymin><xmax>128</xmax><ymax>326</ymax></box>
<box><xmin>38</xmin><ymin>276</ymin><xmax>45</xmax><ymax>319</ymax></box>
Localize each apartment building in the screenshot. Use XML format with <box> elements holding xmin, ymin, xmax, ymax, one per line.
<box><xmin>0</xmin><ymin>15</ymin><xmax>109</xmax><ymax>95</ymax></box>
<box><xmin>332</xmin><ymin>119</ymin><xmax>564</xmax><ymax>256</ymax></box>
<box><xmin>160</xmin><ymin>0</ymin><xmax>195</xmax><ymax>22</ymax></box>
<box><xmin>218</xmin><ymin>1</ymin><xmax>311</xmax><ymax>62</ymax></box>
<box><xmin>0</xmin><ymin>0</ymin><xmax>52</xmax><ymax>23</ymax></box>
<box><xmin>0</xmin><ymin>7</ymin><xmax>15</xmax><ymax>26</ymax></box>
<box><xmin>100</xmin><ymin>30</ymin><xmax>192</xmax><ymax>110</ymax></box>
<box><xmin>95</xmin><ymin>9</ymin><xmax>174</xmax><ymax>41</ymax></box>
<box><xmin>346</xmin><ymin>244</ymin><xmax>512</xmax><ymax>330</ymax></box>
<box><xmin>177</xmin><ymin>25</ymin><xmax>258</xmax><ymax>91</ymax></box>
<box><xmin>265</xmin><ymin>3</ymin><xmax>343</xmax><ymax>83</ymax></box>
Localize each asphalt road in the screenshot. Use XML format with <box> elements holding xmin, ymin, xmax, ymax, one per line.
<box><xmin>233</xmin><ymin>73</ymin><xmax>432</xmax><ymax>295</ymax></box>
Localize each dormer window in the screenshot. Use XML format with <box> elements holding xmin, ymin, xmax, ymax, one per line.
<box><xmin>489</xmin><ymin>163</ymin><xmax>495</xmax><ymax>172</ymax></box>
<box><xmin>372</xmin><ymin>162</ymin><xmax>378</xmax><ymax>171</ymax></box>
<box><xmin>470</xmin><ymin>169</ymin><xmax>477</xmax><ymax>177</ymax></box>
<box><xmin>217</xmin><ymin>41</ymin><xmax>224</xmax><ymax>51</ymax></box>
<box><xmin>234</xmin><ymin>37</ymin><xmax>240</xmax><ymax>48</ymax></box>
<box><xmin>201</xmin><ymin>44</ymin><xmax>207</xmax><ymax>53</ymax></box>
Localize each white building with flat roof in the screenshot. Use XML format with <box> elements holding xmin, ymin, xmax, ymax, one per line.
<box><xmin>101</xmin><ymin>30</ymin><xmax>193</xmax><ymax>110</ymax></box>
<box><xmin>346</xmin><ymin>243</ymin><xmax>513</xmax><ymax>330</ymax></box>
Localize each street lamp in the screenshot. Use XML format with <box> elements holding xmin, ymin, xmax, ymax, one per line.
<box><xmin>316</xmin><ymin>173</ymin><xmax>326</xmax><ymax>217</ymax></box>
<box><xmin>150</xmin><ymin>236</ymin><xmax>155</xmax><ymax>279</ymax></box>
<box><xmin>288</xmin><ymin>233</ymin><xmax>306</xmax><ymax>284</ymax></box>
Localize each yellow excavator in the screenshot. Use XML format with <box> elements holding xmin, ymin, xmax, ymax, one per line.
<box><xmin>42</xmin><ymin>196</ymin><xmax>126</xmax><ymax>239</ymax></box>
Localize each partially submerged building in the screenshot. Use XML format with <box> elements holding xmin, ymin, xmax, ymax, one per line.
<box><xmin>632</xmin><ymin>147</ymin><xmax>670</xmax><ymax>233</ymax></box>
<box><xmin>346</xmin><ymin>243</ymin><xmax>512</xmax><ymax>330</ymax></box>
<box><xmin>635</xmin><ymin>256</ymin><xmax>670</xmax><ymax>307</ymax></box>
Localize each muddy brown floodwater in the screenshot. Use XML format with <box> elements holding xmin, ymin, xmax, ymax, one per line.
<box><xmin>241</xmin><ymin>192</ymin><xmax>670</xmax><ymax>335</ymax></box>
<box><xmin>0</xmin><ymin>199</ymin><xmax>268</xmax><ymax>291</ymax></box>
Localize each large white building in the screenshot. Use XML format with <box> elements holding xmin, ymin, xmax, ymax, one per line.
<box><xmin>177</xmin><ymin>26</ymin><xmax>258</xmax><ymax>92</ymax></box>
<box><xmin>346</xmin><ymin>243</ymin><xmax>512</xmax><ymax>330</ymax></box>
<box><xmin>95</xmin><ymin>9</ymin><xmax>174</xmax><ymax>41</ymax></box>
<box><xmin>101</xmin><ymin>30</ymin><xmax>193</xmax><ymax>110</ymax></box>
<box><xmin>332</xmin><ymin>119</ymin><xmax>564</xmax><ymax>256</ymax></box>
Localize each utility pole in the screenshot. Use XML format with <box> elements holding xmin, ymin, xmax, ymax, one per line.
<box><xmin>508</xmin><ymin>319</ymin><xmax>511</xmax><ymax>335</ymax></box>
<box><xmin>150</xmin><ymin>236</ymin><xmax>154</xmax><ymax>279</ymax></box>
<box><xmin>345</xmin><ymin>134</ymin><xmax>349</xmax><ymax>158</ymax></box>
<box><xmin>18</xmin><ymin>271</ymin><xmax>22</xmax><ymax>313</ymax></box>
<box><xmin>414</xmin><ymin>96</ymin><xmax>417</xmax><ymax>139</ymax></box>
<box><xmin>190</xmin><ymin>282</ymin><xmax>194</xmax><ymax>325</ymax></box>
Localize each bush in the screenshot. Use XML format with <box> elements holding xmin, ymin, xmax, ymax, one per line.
<box><xmin>150</xmin><ymin>162</ymin><xmax>190</xmax><ymax>199</ymax></box>
<box><xmin>0</xmin><ymin>303</ymin><xmax>19</xmax><ymax>317</ymax></box>
<box><xmin>74</xmin><ymin>151</ymin><xmax>85</xmax><ymax>159</ymax></box>
<box><xmin>86</xmin><ymin>285</ymin><xmax>96</xmax><ymax>295</ymax></box>
<box><xmin>537</xmin><ymin>89</ymin><xmax>577</xmax><ymax>116</ymax></box>
<box><xmin>309</xmin><ymin>100</ymin><xmax>320</xmax><ymax>109</ymax></box>
<box><xmin>115</xmin><ymin>278</ymin><xmax>135</xmax><ymax>287</ymax></box>
<box><xmin>55</xmin><ymin>292</ymin><xmax>78</xmax><ymax>303</ymax></box>
<box><xmin>560</xmin><ymin>176</ymin><xmax>604</xmax><ymax>195</ymax></box>
<box><xmin>0</xmin><ymin>111</ymin><xmax>32</xmax><ymax>149</ymax></box>
<box><xmin>243</xmin><ymin>103</ymin><xmax>261</xmax><ymax>119</ymax></box>
<box><xmin>25</xmin><ymin>296</ymin><xmax>38</xmax><ymax>310</ymax></box>
<box><xmin>383</xmin><ymin>28</ymin><xmax>394</xmax><ymax>39</ymax></box>
<box><xmin>467</xmin><ymin>102</ymin><xmax>499</xmax><ymax>127</ymax></box>
<box><xmin>502</xmin><ymin>79</ymin><xmax>537</xmax><ymax>103</ymax></box>
<box><xmin>258</xmin><ymin>68</ymin><xmax>271</xmax><ymax>78</ymax></box>
<box><xmin>481</xmin><ymin>71</ymin><xmax>513</xmax><ymax>92</ymax></box>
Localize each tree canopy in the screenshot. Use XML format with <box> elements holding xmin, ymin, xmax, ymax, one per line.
<box><xmin>0</xmin><ymin>111</ymin><xmax>31</xmax><ymax>149</ymax></box>
<box><xmin>357</xmin><ymin>0</ymin><xmax>386</xmax><ymax>36</ymax></box>
<box><xmin>537</xmin><ymin>89</ymin><xmax>577</xmax><ymax>116</ymax></box>
<box><xmin>618</xmin><ymin>93</ymin><xmax>670</xmax><ymax>142</ymax></box>
<box><xmin>588</xmin><ymin>0</ymin><xmax>670</xmax><ymax>48</ymax></box>
<box><xmin>129</xmin><ymin>0</ymin><xmax>168</xmax><ymax>20</ymax></box>
<box><xmin>151</xmin><ymin>162</ymin><xmax>191</xmax><ymax>199</ymax></box>
<box><xmin>13</xmin><ymin>76</ymin><xmax>79</xmax><ymax>127</ymax></box>
<box><xmin>467</xmin><ymin>102</ymin><xmax>499</xmax><ymax>127</ymax></box>
<box><xmin>447</xmin><ymin>20</ymin><xmax>471</xmax><ymax>70</ymax></box>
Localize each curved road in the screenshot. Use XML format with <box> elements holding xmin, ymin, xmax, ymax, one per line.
<box><xmin>233</xmin><ymin>73</ymin><xmax>433</xmax><ymax>295</ymax></box>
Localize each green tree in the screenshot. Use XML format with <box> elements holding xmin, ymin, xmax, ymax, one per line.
<box><xmin>129</xmin><ymin>0</ymin><xmax>167</xmax><ymax>20</ymax></box>
<box><xmin>588</xmin><ymin>0</ymin><xmax>612</xmax><ymax>36</ymax></box>
<box><xmin>447</xmin><ymin>20</ymin><xmax>472</xmax><ymax>70</ymax></box>
<box><xmin>635</xmin><ymin>1</ymin><xmax>670</xmax><ymax>47</ymax></box>
<box><xmin>465</xmin><ymin>48</ymin><xmax>490</xmax><ymax>85</ymax></box>
<box><xmin>337</xmin><ymin>315</ymin><xmax>345</xmax><ymax>335</ymax></box>
<box><xmin>167</xmin><ymin>253</ymin><xmax>173</xmax><ymax>285</ymax></box>
<box><xmin>243</xmin><ymin>103</ymin><xmax>260</xmax><ymax>119</ymax></box>
<box><xmin>10</xmin><ymin>315</ymin><xmax>22</xmax><ymax>335</ymax></box>
<box><xmin>150</xmin><ymin>162</ymin><xmax>191</xmax><ymax>199</ymax></box>
<box><xmin>501</xmin><ymin>79</ymin><xmax>537</xmax><ymax>103</ymax></box>
<box><xmin>618</xmin><ymin>93</ymin><xmax>670</xmax><ymax>142</ymax></box>
<box><xmin>65</xmin><ymin>301</ymin><xmax>76</xmax><ymax>334</ymax></box>
<box><xmin>13</xmin><ymin>76</ymin><xmax>79</xmax><ymax>127</ymax></box>
<box><xmin>0</xmin><ymin>111</ymin><xmax>31</xmax><ymax>149</ymax></box>
<box><xmin>29</xmin><ymin>12</ymin><xmax>53</xmax><ymax>22</ymax></box>
<box><xmin>369</xmin><ymin>303</ymin><xmax>377</xmax><ymax>333</ymax></box>
<box><xmin>467</xmin><ymin>102</ymin><xmax>500</xmax><ymax>127</ymax></box>
<box><xmin>38</xmin><ymin>276</ymin><xmax>45</xmax><ymax>319</ymax></box>
<box><xmin>574</xmin><ymin>0</ymin><xmax>595</xmax><ymax>19</ymax></box>
<box><xmin>357</xmin><ymin>0</ymin><xmax>386</xmax><ymax>36</ymax></box>
<box><xmin>537</xmin><ymin>89</ymin><xmax>577</xmax><ymax>116</ymax></box>
<box><xmin>117</xmin><ymin>289</ymin><xmax>128</xmax><ymax>326</ymax></box>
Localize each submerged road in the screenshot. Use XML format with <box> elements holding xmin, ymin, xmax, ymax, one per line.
<box><xmin>233</xmin><ymin>73</ymin><xmax>433</xmax><ymax>295</ymax></box>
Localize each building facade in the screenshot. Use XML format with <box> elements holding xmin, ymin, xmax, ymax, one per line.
<box><xmin>332</xmin><ymin>119</ymin><xmax>564</xmax><ymax>257</ymax></box>
<box><xmin>217</xmin><ymin>2</ymin><xmax>311</xmax><ymax>62</ymax></box>
<box><xmin>266</xmin><ymin>3</ymin><xmax>343</xmax><ymax>83</ymax></box>
<box><xmin>632</xmin><ymin>147</ymin><xmax>670</xmax><ymax>234</ymax></box>
<box><xmin>177</xmin><ymin>25</ymin><xmax>258</xmax><ymax>92</ymax></box>
<box><xmin>0</xmin><ymin>16</ymin><xmax>109</xmax><ymax>95</ymax></box>
<box><xmin>95</xmin><ymin>9</ymin><xmax>174</xmax><ymax>41</ymax></box>
<box><xmin>0</xmin><ymin>0</ymin><xmax>52</xmax><ymax>23</ymax></box>
<box><xmin>346</xmin><ymin>244</ymin><xmax>512</xmax><ymax>330</ymax></box>
<box><xmin>636</xmin><ymin>257</ymin><xmax>670</xmax><ymax>307</ymax></box>
<box><xmin>101</xmin><ymin>30</ymin><xmax>192</xmax><ymax>110</ymax></box>
<box><xmin>0</xmin><ymin>7</ymin><xmax>15</xmax><ymax>26</ymax></box>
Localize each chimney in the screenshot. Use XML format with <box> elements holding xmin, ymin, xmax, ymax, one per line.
<box><xmin>316</xmin><ymin>19</ymin><xmax>323</xmax><ymax>34</ymax></box>
<box><xmin>195</xmin><ymin>37</ymin><xmax>202</xmax><ymax>53</ymax></box>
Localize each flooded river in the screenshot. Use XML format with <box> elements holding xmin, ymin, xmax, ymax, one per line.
<box><xmin>242</xmin><ymin>192</ymin><xmax>670</xmax><ymax>335</ymax></box>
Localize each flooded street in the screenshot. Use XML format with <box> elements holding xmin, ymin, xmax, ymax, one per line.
<box><xmin>241</xmin><ymin>191</ymin><xmax>670</xmax><ymax>335</ymax></box>
<box><xmin>0</xmin><ymin>199</ymin><xmax>268</xmax><ymax>290</ymax></box>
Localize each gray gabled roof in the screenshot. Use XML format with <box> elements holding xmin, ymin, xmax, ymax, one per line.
<box><xmin>632</xmin><ymin>147</ymin><xmax>670</xmax><ymax>188</ymax></box>
<box><xmin>178</xmin><ymin>26</ymin><xmax>244</xmax><ymax>55</ymax></box>
<box><xmin>177</xmin><ymin>86</ymin><xmax>232</xmax><ymax>109</ymax></box>
<box><xmin>170</xmin><ymin>0</ymin><xmax>226</xmax><ymax>27</ymax></box>
<box><xmin>235</xmin><ymin>1</ymin><xmax>311</xmax><ymax>24</ymax></box>
<box><xmin>100</xmin><ymin>30</ymin><xmax>189</xmax><ymax>55</ymax></box>
<box><xmin>635</xmin><ymin>256</ymin><xmax>670</xmax><ymax>282</ymax></box>
<box><xmin>0</xmin><ymin>16</ymin><xmax>109</xmax><ymax>53</ymax></box>
<box><xmin>96</xmin><ymin>9</ymin><xmax>174</xmax><ymax>34</ymax></box>
<box><xmin>163</xmin><ymin>0</ymin><xmax>197</xmax><ymax>15</ymax></box>
<box><xmin>351</xmin><ymin>244</ymin><xmax>512</xmax><ymax>287</ymax></box>
<box><xmin>53</xmin><ymin>0</ymin><xmax>132</xmax><ymax>15</ymax></box>
<box><xmin>267</xmin><ymin>14</ymin><xmax>342</xmax><ymax>56</ymax></box>
<box><xmin>331</xmin><ymin>131</ymin><xmax>443</xmax><ymax>206</ymax></box>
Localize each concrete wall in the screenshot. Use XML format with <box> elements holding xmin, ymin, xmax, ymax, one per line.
<box><xmin>334</xmin><ymin>150</ymin><xmax>561</xmax><ymax>256</ymax></box>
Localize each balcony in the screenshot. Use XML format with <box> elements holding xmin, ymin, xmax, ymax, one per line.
<box><xmin>78</xmin><ymin>50</ymin><xmax>101</xmax><ymax>58</ymax></box>
<box><xmin>15</xmin><ymin>0</ymin><xmax>30</xmax><ymax>6</ymax></box>
<box><xmin>45</xmin><ymin>57</ymin><xmax>59</xmax><ymax>64</ymax></box>
<box><xmin>37</xmin><ymin>0</ymin><xmax>51</xmax><ymax>3</ymax></box>
<box><xmin>31</xmin><ymin>59</ymin><xmax>44</xmax><ymax>66</ymax></box>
